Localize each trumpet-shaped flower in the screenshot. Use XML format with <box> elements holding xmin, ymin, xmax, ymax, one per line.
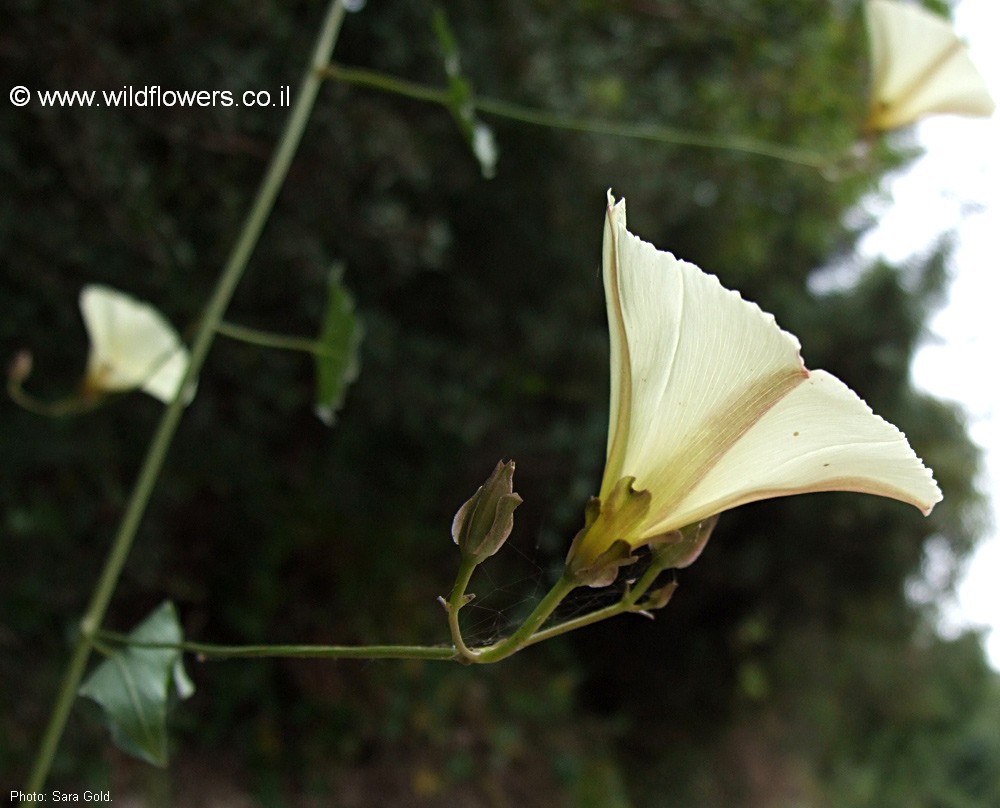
<box><xmin>567</xmin><ymin>194</ymin><xmax>942</xmax><ymax>572</ymax></box>
<box><xmin>865</xmin><ymin>0</ymin><xmax>995</xmax><ymax>131</ymax></box>
<box><xmin>80</xmin><ymin>285</ymin><xmax>192</xmax><ymax>405</ymax></box>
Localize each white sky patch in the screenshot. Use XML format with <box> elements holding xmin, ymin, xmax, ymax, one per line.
<box><xmin>861</xmin><ymin>0</ymin><xmax>999</xmax><ymax>668</ymax></box>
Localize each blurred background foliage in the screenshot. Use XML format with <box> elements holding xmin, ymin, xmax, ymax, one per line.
<box><xmin>3</xmin><ymin>0</ymin><xmax>998</xmax><ymax>805</ymax></box>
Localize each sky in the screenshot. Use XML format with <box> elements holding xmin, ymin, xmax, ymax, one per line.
<box><xmin>859</xmin><ymin>0</ymin><xmax>999</xmax><ymax>668</ymax></box>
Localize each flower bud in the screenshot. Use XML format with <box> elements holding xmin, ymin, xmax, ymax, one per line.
<box><xmin>452</xmin><ymin>460</ymin><xmax>523</xmax><ymax>563</ymax></box>
<box><xmin>647</xmin><ymin>514</ymin><xmax>720</xmax><ymax>571</ymax></box>
<box><xmin>8</xmin><ymin>350</ymin><xmax>33</xmax><ymax>386</ymax></box>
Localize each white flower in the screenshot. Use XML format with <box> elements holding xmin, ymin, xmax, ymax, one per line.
<box><xmin>865</xmin><ymin>0</ymin><xmax>995</xmax><ymax>131</ymax></box>
<box><xmin>80</xmin><ymin>285</ymin><xmax>192</xmax><ymax>405</ymax></box>
<box><xmin>568</xmin><ymin>194</ymin><xmax>942</xmax><ymax>570</ymax></box>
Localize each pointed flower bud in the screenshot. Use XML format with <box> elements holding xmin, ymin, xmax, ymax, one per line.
<box><xmin>8</xmin><ymin>350</ymin><xmax>33</xmax><ymax>386</ymax></box>
<box><xmin>646</xmin><ymin>515</ymin><xmax>720</xmax><ymax>572</ymax></box>
<box><xmin>452</xmin><ymin>460</ymin><xmax>523</xmax><ymax>563</ymax></box>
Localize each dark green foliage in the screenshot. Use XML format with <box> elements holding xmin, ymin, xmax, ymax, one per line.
<box><xmin>2</xmin><ymin>0</ymin><xmax>995</xmax><ymax>804</ymax></box>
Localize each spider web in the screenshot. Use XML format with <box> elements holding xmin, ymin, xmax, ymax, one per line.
<box><xmin>455</xmin><ymin>540</ymin><xmax>669</xmax><ymax>648</ymax></box>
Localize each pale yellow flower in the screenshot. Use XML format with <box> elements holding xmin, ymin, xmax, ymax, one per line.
<box><xmin>80</xmin><ymin>285</ymin><xmax>192</xmax><ymax>405</ymax></box>
<box><xmin>568</xmin><ymin>194</ymin><xmax>942</xmax><ymax>570</ymax></box>
<box><xmin>865</xmin><ymin>0</ymin><xmax>995</xmax><ymax>131</ymax></box>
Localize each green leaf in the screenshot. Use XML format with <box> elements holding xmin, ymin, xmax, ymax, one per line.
<box><xmin>314</xmin><ymin>267</ymin><xmax>362</xmax><ymax>426</ymax></box>
<box><xmin>79</xmin><ymin>601</ymin><xmax>193</xmax><ymax>767</ymax></box>
<box><xmin>432</xmin><ymin>7</ymin><xmax>498</xmax><ymax>178</ymax></box>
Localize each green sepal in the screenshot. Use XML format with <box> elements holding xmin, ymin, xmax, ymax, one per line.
<box><xmin>564</xmin><ymin>477</ymin><xmax>651</xmax><ymax>586</ymax></box>
<box><xmin>314</xmin><ymin>266</ymin><xmax>363</xmax><ymax>426</ymax></box>
<box><xmin>566</xmin><ymin>537</ymin><xmax>638</xmax><ymax>588</ymax></box>
<box><xmin>79</xmin><ymin>601</ymin><xmax>194</xmax><ymax>767</ymax></box>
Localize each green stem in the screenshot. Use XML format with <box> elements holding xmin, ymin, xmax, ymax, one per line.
<box><xmin>444</xmin><ymin>556</ymin><xmax>481</xmax><ymax>661</ymax></box>
<box><xmin>216</xmin><ymin>320</ymin><xmax>334</xmax><ymax>357</ymax></box>
<box><xmin>94</xmin><ymin>551</ymin><xmax>679</xmax><ymax>665</ymax></box>
<box><xmin>7</xmin><ymin>381</ymin><xmax>100</xmax><ymax>418</ymax></box>
<box><xmin>517</xmin><ymin>552</ymin><xmax>676</xmax><ymax>649</ymax></box>
<box><xmin>26</xmin><ymin>0</ymin><xmax>350</xmax><ymax>790</ymax></box>
<box><xmin>322</xmin><ymin>63</ymin><xmax>829</xmax><ymax>169</ymax></box>
<box><xmin>96</xmin><ymin>631</ymin><xmax>457</xmax><ymax>662</ymax></box>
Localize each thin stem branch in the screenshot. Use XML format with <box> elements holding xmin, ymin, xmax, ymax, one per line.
<box><xmin>215</xmin><ymin>320</ymin><xmax>336</xmax><ymax>357</ymax></box>
<box><xmin>321</xmin><ymin>63</ymin><xmax>829</xmax><ymax>169</ymax></box>
<box><xmin>517</xmin><ymin>555</ymin><xmax>676</xmax><ymax>649</ymax></box>
<box><xmin>27</xmin><ymin>0</ymin><xmax>350</xmax><ymax>790</ymax></box>
<box><xmin>7</xmin><ymin>381</ymin><xmax>100</xmax><ymax>418</ymax></box>
<box><xmin>443</xmin><ymin>557</ymin><xmax>481</xmax><ymax>661</ymax></box>
<box><xmin>96</xmin><ymin>631</ymin><xmax>458</xmax><ymax>662</ymax></box>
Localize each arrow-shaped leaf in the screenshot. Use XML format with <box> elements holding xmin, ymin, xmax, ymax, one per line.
<box><xmin>79</xmin><ymin>601</ymin><xmax>193</xmax><ymax>767</ymax></box>
<box><xmin>314</xmin><ymin>267</ymin><xmax>363</xmax><ymax>426</ymax></box>
<box><xmin>432</xmin><ymin>7</ymin><xmax>498</xmax><ymax>178</ymax></box>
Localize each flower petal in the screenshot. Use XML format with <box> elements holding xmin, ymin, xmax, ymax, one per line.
<box><xmin>601</xmin><ymin>194</ymin><xmax>807</xmax><ymax>518</ymax></box>
<box><xmin>80</xmin><ymin>285</ymin><xmax>191</xmax><ymax>404</ymax></box>
<box><xmin>866</xmin><ymin>0</ymin><xmax>995</xmax><ymax>130</ymax></box>
<box><xmin>653</xmin><ymin>370</ymin><xmax>942</xmax><ymax>533</ymax></box>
